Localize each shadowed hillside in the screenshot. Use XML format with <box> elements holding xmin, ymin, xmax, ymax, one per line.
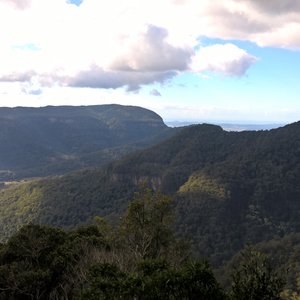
<box><xmin>1</xmin><ymin>121</ymin><xmax>300</xmax><ymax>272</ymax></box>
<box><xmin>0</xmin><ymin>105</ymin><xmax>175</xmax><ymax>180</ymax></box>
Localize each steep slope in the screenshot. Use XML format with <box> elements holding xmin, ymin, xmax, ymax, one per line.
<box><xmin>0</xmin><ymin>105</ymin><xmax>174</xmax><ymax>179</ymax></box>
<box><xmin>1</xmin><ymin>121</ymin><xmax>300</xmax><ymax>269</ymax></box>
<box><xmin>174</xmin><ymin>122</ymin><xmax>300</xmax><ymax>263</ymax></box>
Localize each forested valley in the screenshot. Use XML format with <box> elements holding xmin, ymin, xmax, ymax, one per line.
<box><xmin>0</xmin><ymin>188</ymin><xmax>288</xmax><ymax>299</ymax></box>
<box><xmin>0</xmin><ymin>105</ymin><xmax>175</xmax><ymax>180</ymax></box>
<box><xmin>1</xmin><ymin>105</ymin><xmax>300</xmax><ymax>298</ymax></box>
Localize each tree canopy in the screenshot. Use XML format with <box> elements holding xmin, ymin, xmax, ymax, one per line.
<box><xmin>0</xmin><ymin>188</ymin><xmax>289</xmax><ymax>299</ymax></box>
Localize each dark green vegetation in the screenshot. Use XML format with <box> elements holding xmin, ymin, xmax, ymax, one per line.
<box><xmin>0</xmin><ymin>190</ymin><xmax>285</xmax><ymax>299</ymax></box>
<box><xmin>1</xmin><ymin>118</ymin><xmax>300</xmax><ymax>296</ymax></box>
<box><xmin>0</xmin><ymin>105</ymin><xmax>174</xmax><ymax>180</ymax></box>
<box><xmin>218</xmin><ymin>235</ymin><xmax>300</xmax><ymax>299</ymax></box>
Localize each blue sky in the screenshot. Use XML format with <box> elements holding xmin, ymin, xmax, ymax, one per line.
<box><xmin>69</xmin><ymin>0</ymin><xmax>82</xmax><ymax>5</ymax></box>
<box><xmin>151</xmin><ymin>41</ymin><xmax>300</xmax><ymax>123</ymax></box>
<box><xmin>0</xmin><ymin>0</ymin><xmax>299</xmax><ymax>124</ymax></box>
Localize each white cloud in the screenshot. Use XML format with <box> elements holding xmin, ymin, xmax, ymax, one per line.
<box><xmin>253</xmin><ymin>22</ymin><xmax>300</xmax><ymax>48</ymax></box>
<box><xmin>0</xmin><ymin>0</ymin><xmax>31</xmax><ymax>10</ymax></box>
<box><xmin>110</xmin><ymin>25</ymin><xmax>192</xmax><ymax>72</ymax></box>
<box><xmin>191</xmin><ymin>43</ymin><xmax>258</xmax><ymax>76</ymax></box>
<box><xmin>198</xmin><ymin>0</ymin><xmax>300</xmax><ymax>49</ymax></box>
<box><xmin>0</xmin><ymin>0</ymin><xmax>299</xmax><ymax>94</ymax></box>
<box><xmin>242</xmin><ymin>0</ymin><xmax>300</xmax><ymax>15</ymax></box>
<box><xmin>68</xmin><ymin>65</ymin><xmax>176</xmax><ymax>91</ymax></box>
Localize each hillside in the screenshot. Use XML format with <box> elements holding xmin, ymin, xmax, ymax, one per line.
<box><xmin>217</xmin><ymin>233</ymin><xmax>300</xmax><ymax>296</ymax></box>
<box><xmin>1</xmin><ymin>121</ymin><xmax>300</xmax><ymax>271</ymax></box>
<box><xmin>0</xmin><ymin>105</ymin><xmax>174</xmax><ymax>180</ymax></box>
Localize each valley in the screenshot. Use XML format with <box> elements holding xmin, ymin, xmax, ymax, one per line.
<box><xmin>0</xmin><ymin>105</ymin><xmax>300</xmax><ymax>298</ymax></box>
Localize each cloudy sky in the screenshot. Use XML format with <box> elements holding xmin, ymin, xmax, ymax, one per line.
<box><xmin>0</xmin><ymin>0</ymin><xmax>300</xmax><ymax>123</ymax></box>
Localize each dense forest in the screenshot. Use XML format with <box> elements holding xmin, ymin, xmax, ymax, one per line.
<box><xmin>0</xmin><ymin>105</ymin><xmax>176</xmax><ymax>180</ymax></box>
<box><xmin>1</xmin><ymin>123</ymin><xmax>300</xmax><ymax>252</ymax></box>
<box><xmin>0</xmin><ymin>189</ymin><xmax>288</xmax><ymax>299</ymax></box>
<box><xmin>1</xmin><ymin>106</ymin><xmax>300</xmax><ymax>297</ymax></box>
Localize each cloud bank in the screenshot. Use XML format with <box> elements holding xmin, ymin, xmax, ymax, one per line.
<box><xmin>68</xmin><ymin>65</ymin><xmax>176</xmax><ymax>91</ymax></box>
<box><xmin>0</xmin><ymin>0</ymin><xmax>31</xmax><ymax>10</ymax></box>
<box><xmin>0</xmin><ymin>0</ymin><xmax>298</xmax><ymax>91</ymax></box>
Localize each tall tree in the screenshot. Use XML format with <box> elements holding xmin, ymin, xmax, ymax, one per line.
<box><xmin>119</xmin><ymin>188</ymin><xmax>175</xmax><ymax>261</ymax></box>
<box><xmin>230</xmin><ymin>247</ymin><xmax>286</xmax><ymax>300</ymax></box>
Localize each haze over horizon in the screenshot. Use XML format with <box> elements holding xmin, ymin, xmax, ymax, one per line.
<box><xmin>0</xmin><ymin>0</ymin><xmax>299</xmax><ymax>124</ymax></box>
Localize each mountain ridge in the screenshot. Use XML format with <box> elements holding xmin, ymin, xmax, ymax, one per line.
<box><xmin>1</xmin><ymin>119</ymin><xmax>300</xmax><ymax>275</ymax></box>
<box><xmin>0</xmin><ymin>104</ymin><xmax>175</xmax><ymax>180</ymax></box>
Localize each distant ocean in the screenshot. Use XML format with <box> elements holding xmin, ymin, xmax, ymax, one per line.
<box><xmin>165</xmin><ymin>121</ymin><xmax>285</xmax><ymax>132</ymax></box>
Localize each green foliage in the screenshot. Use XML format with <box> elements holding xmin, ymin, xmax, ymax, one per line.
<box><xmin>230</xmin><ymin>247</ymin><xmax>286</xmax><ymax>300</ymax></box>
<box><xmin>78</xmin><ymin>259</ymin><xmax>226</xmax><ymax>300</ymax></box>
<box><xmin>0</xmin><ymin>188</ymin><xmax>293</xmax><ymax>299</ymax></box>
<box><xmin>1</xmin><ymin>120</ymin><xmax>300</xmax><ymax>294</ymax></box>
<box><xmin>0</xmin><ymin>168</ymin><xmax>136</xmax><ymax>241</ymax></box>
<box><xmin>119</xmin><ymin>188</ymin><xmax>175</xmax><ymax>260</ymax></box>
<box><xmin>179</xmin><ymin>171</ymin><xmax>228</xmax><ymax>200</ymax></box>
<box><xmin>0</xmin><ymin>189</ymin><xmax>226</xmax><ymax>299</ymax></box>
<box><xmin>0</xmin><ymin>223</ymin><xmax>110</xmax><ymax>299</ymax></box>
<box><xmin>245</xmin><ymin>234</ymin><xmax>300</xmax><ymax>298</ymax></box>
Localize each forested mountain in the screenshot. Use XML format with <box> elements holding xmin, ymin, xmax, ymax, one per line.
<box><xmin>1</xmin><ymin>120</ymin><xmax>300</xmax><ymax>278</ymax></box>
<box><xmin>0</xmin><ymin>190</ymin><xmax>284</xmax><ymax>299</ymax></box>
<box><xmin>0</xmin><ymin>105</ymin><xmax>174</xmax><ymax>180</ymax></box>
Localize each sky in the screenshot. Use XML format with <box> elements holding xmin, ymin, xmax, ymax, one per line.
<box><xmin>0</xmin><ymin>0</ymin><xmax>300</xmax><ymax>124</ymax></box>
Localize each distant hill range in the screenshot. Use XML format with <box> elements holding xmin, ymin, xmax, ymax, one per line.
<box><xmin>1</xmin><ymin>106</ymin><xmax>300</xmax><ymax>289</ymax></box>
<box><xmin>0</xmin><ymin>105</ymin><xmax>175</xmax><ymax>180</ymax></box>
<box><xmin>1</xmin><ymin>119</ymin><xmax>300</xmax><ymax>271</ymax></box>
